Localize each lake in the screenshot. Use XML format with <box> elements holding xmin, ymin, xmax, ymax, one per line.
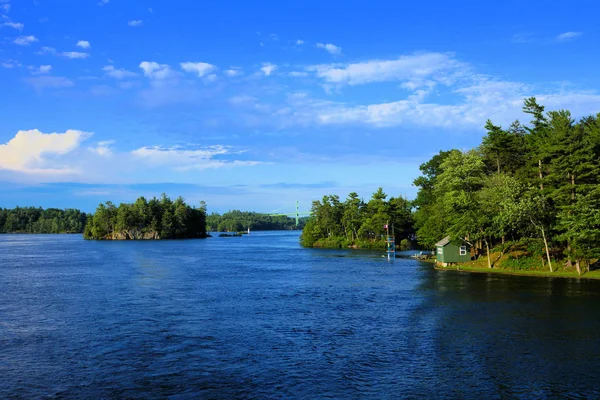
<box><xmin>1</xmin><ymin>231</ymin><xmax>599</xmax><ymax>398</ymax></box>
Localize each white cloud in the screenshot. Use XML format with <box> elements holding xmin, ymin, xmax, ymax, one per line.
<box><xmin>139</xmin><ymin>61</ymin><xmax>174</xmax><ymax>80</ymax></box>
<box><xmin>229</xmin><ymin>95</ymin><xmax>257</xmax><ymax>105</ymax></box>
<box><xmin>180</xmin><ymin>61</ymin><xmax>216</xmax><ymax>77</ymax></box>
<box><xmin>296</xmin><ymin>39</ymin><xmax>304</xmax><ymax>45</ymax></box>
<box><xmin>289</xmin><ymin>71</ymin><xmax>308</xmax><ymax>77</ymax></box>
<box><xmin>0</xmin><ymin>3</ymin><xmax>9</xmax><ymax>12</ymax></box>
<box><xmin>90</xmin><ymin>140</ymin><xmax>114</xmax><ymax>156</ymax></box>
<box><xmin>225</xmin><ymin>68</ymin><xmax>242</xmax><ymax>77</ymax></box>
<box><xmin>61</xmin><ymin>51</ymin><xmax>89</xmax><ymax>59</ymax></box>
<box><xmin>316</xmin><ymin>43</ymin><xmax>342</xmax><ymax>55</ymax></box>
<box><xmin>103</xmin><ymin>65</ymin><xmax>137</xmax><ymax>79</ymax></box>
<box><xmin>556</xmin><ymin>31</ymin><xmax>582</xmax><ymax>41</ymax></box>
<box><xmin>131</xmin><ymin>145</ymin><xmax>261</xmax><ymax>170</ymax></box>
<box><xmin>14</xmin><ymin>35</ymin><xmax>38</xmax><ymax>46</ymax></box>
<box><xmin>0</xmin><ymin>129</ymin><xmax>90</xmax><ymax>174</ymax></box>
<box><xmin>512</xmin><ymin>33</ymin><xmax>534</xmax><ymax>43</ymax></box>
<box><xmin>128</xmin><ymin>20</ymin><xmax>143</xmax><ymax>27</ymax></box>
<box><xmin>28</xmin><ymin>64</ymin><xmax>52</xmax><ymax>74</ymax></box>
<box><xmin>260</xmin><ymin>62</ymin><xmax>276</xmax><ymax>76</ymax></box>
<box><xmin>308</xmin><ymin>52</ymin><xmax>466</xmax><ymax>87</ymax></box>
<box><xmin>3</xmin><ymin>21</ymin><xmax>23</xmax><ymax>30</ymax></box>
<box><xmin>38</xmin><ymin>46</ymin><xmax>56</xmax><ymax>55</ymax></box>
<box><xmin>25</xmin><ymin>76</ymin><xmax>74</xmax><ymax>91</ymax></box>
<box><xmin>76</xmin><ymin>40</ymin><xmax>91</xmax><ymax>49</ymax></box>
<box><xmin>98</xmin><ymin>0</ymin><xmax>109</xmax><ymax>5</ymax></box>
<box><xmin>1</xmin><ymin>59</ymin><xmax>20</xmax><ymax>68</ymax></box>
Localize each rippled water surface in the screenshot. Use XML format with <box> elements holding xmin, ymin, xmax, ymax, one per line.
<box><xmin>1</xmin><ymin>232</ymin><xmax>600</xmax><ymax>398</ymax></box>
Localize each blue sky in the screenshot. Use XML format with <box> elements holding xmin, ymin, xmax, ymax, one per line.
<box><xmin>1</xmin><ymin>0</ymin><xmax>599</xmax><ymax>214</ymax></box>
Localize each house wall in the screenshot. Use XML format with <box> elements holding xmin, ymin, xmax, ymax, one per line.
<box><xmin>437</xmin><ymin>242</ymin><xmax>471</xmax><ymax>263</ymax></box>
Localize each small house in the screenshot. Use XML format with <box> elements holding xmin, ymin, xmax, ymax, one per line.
<box><xmin>435</xmin><ymin>236</ymin><xmax>470</xmax><ymax>266</ymax></box>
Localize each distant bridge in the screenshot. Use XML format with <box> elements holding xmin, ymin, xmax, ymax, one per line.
<box><xmin>268</xmin><ymin>201</ymin><xmax>311</xmax><ymax>228</ymax></box>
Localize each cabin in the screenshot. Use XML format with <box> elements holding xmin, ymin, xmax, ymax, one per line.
<box><xmin>435</xmin><ymin>236</ymin><xmax>471</xmax><ymax>266</ymax></box>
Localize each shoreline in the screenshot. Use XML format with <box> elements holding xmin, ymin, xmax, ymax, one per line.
<box><xmin>434</xmin><ymin>264</ymin><xmax>600</xmax><ymax>280</ymax></box>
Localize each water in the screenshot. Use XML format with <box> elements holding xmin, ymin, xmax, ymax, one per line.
<box><xmin>1</xmin><ymin>232</ymin><xmax>599</xmax><ymax>399</ymax></box>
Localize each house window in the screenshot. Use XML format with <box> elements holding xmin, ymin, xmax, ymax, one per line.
<box><xmin>437</xmin><ymin>247</ymin><xmax>442</xmax><ymax>255</ymax></box>
<box><xmin>460</xmin><ymin>246</ymin><xmax>467</xmax><ymax>256</ymax></box>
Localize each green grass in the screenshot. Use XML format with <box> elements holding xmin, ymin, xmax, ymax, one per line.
<box><xmin>435</xmin><ymin>258</ymin><xmax>600</xmax><ymax>279</ymax></box>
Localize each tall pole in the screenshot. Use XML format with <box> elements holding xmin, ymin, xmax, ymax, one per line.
<box><xmin>296</xmin><ymin>200</ymin><xmax>299</xmax><ymax>228</ymax></box>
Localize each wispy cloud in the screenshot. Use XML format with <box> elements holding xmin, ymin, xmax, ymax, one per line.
<box><xmin>308</xmin><ymin>52</ymin><xmax>465</xmax><ymax>88</ymax></box>
<box><xmin>98</xmin><ymin>0</ymin><xmax>109</xmax><ymax>5</ymax></box>
<box><xmin>3</xmin><ymin>21</ymin><xmax>23</xmax><ymax>30</ymax></box>
<box><xmin>102</xmin><ymin>65</ymin><xmax>137</xmax><ymax>79</ymax></box>
<box><xmin>90</xmin><ymin>140</ymin><xmax>114</xmax><ymax>156</ymax></box>
<box><xmin>260</xmin><ymin>62</ymin><xmax>277</xmax><ymax>76</ymax></box>
<box><xmin>556</xmin><ymin>31</ymin><xmax>582</xmax><ymax>42</ymax></box>
<box><xmin>28</xmin><ymin>64</ymin><xmax>52</xmax><ymax>74</ymax></box>
<box><xmin>25</xmin><ymin>76</ymin><xmax>74</xmax><ymax>91</ymax></box>
<box><xmin>76</xmin><ymin>40</ymin><xmax>90</xmax><ymax>49</ymax></box>
<box><xmin>316</xmin><ymin>42</ymin><xmax>342</xmax><ymax>55</ymax></box>
<box><xmin>512</xmin><ymin>33</ymin><xmax>534</xmax><ymax>43</ymax></box>
<box><xmin>61</xmin><ymin>51</ymin><xmax>89</xmax><ymax>59</ymax></box>
<box><xmin>296</xmin><ymin>39</ymin><xmax>304</xmax><ymax>45</ymax></box>
<box><xmin>14</xmin><ymin>35</ymin><xmax>38</xmax><ymax>46</ymax></box>
<box><xmin>128</xmin><ymin>20</ymin><xmax>143</xmax><ymax>27</ymax></box>
<box><xmin>225</xmin><ymin>67</ymin><xmax>242</xmax><ymax>77</ymax></box>
<box><xmin>131</xmin><ymin>145</ymin><xmax>261</xmax><ymax>170</ymax></box>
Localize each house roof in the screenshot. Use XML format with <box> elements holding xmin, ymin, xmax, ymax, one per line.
<box><xmin>435</xmin><ymin>236</ymin><xmax>451</xmax><ymax>247</ymax></box>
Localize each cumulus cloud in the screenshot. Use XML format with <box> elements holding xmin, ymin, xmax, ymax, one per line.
<box><xmin>556</xmin><ymin>31</ymin><xmax>582</xmax><ymax>41</ymax></box>
<box><xmin>0</xmin><ymin>129</ymin><xmax>90</xmax><ymax>174</ymax></box>
<box><xmin>103</xmin><ymin>65</ymin><xmax>137</xmax><ymax>79</ymax></box>
<box><xmin>139</xmin><ymin>61</ymin><xmax>174</xmax><ymax>80</ymax></box>
<box><xmin>128</xmin><ymin>20</ymin><xmax>143</xmax><ymax>26</ymax></box>
<box><xmin>76</xmin><ymin>40</ymin><xmax>91</xmax><ymax>49</ymax></box>
<box><xmin>180</xmin><ymin>61</ymin><xmax>216</xmax><ymax>77</ymax></box>
<box><xmin>14</xmin><ymin>35</ymin><xmax>38</xmax><ymax>46</ymax></box>
<box><xmin>260</xmin><ymin>62</ymin><xmax>276</xmax><ymax>76</ymax></box>
<box><xmin>316</xmin><ymin>43</ymin><xmax>342</xmax><ymax>55</ymax></box>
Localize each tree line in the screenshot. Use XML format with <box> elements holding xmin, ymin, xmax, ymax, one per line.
<box><xmin>206</xmin><ymin>210</ymin><xmax>307</xmax><ymax>232</ymax></box>
<box><xmin>0</xmin><ymin>207</ymin><xmax>87</xmax><ymax>234</ymax></box>
<box><xmin>84</xmin><ymin>194</ymin><xmax>207</xmax><ymax>240</ymax></box>
<box><xmin>413</xmin><ymin>98</ymin><xmax>600</xmax><ymax>274</ymax></box>
<box><xmin>300</xmin><ymin>189</ymin><xmax>414</xmax><ymax>249</ymax></box>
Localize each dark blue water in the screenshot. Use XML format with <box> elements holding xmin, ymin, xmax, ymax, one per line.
<box><xmin>1</xmin><ymin>232</ymin><xmax>600</xmax><ymax>399</ymax></box>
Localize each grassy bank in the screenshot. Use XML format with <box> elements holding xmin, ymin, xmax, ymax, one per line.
<box><xmin>436</xmin><ymin>248</ymin><xmax>600</xmax><ymax>280</ymax></box>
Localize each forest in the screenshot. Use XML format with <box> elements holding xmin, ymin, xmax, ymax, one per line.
<box><xmin>83</xmin><ymin>194</ymin><xmax>207</xmax><ymax>240</ymax></box>
<box><xmin>413</xmin><ymin>98</ymin><xmax>600</xmax><ymax>274</ymax></box>
<box><xmin>206</xmin><ymin>210</ymin><xmax>307</xmax><ymax>232</ymax></box>
<box><xmin>0</xmin><ymin>207</ymin><xmax>87</xmax><ymax>234</ymax></box>
<box><xmin>300</xmin><ymin>189</ymin><xmax>414</xmax><ymax>250</ymax></box>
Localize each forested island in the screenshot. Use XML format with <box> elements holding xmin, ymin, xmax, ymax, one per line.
<box><xmin>300</xmin><ymin>189</ymin><xmax>414</xmax><ymax>250</ymax></box>
<box><xmin>206</xmin><ymin>210</ymin><xmax>307</xmax><ymax>232</ymax></box>
<box><xmin>413</xmin><ymin>98</ymin><xmax>600</xmax><ymax>275</ymax></box>
<box><xmin>0</xmin><ymin>207</ymin><xmax>87</xmax><ymax>233</ymax></box>
<box><xmin>83</xmin><ymin>194</ymin><xmax>207</xmax><ymax>240</ymax></box>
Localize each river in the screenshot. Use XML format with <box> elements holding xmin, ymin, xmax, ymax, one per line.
<box><xmin>1</xmin><ymin>231</ymin><xmax>599</xmax><ymax>398</ymax></box>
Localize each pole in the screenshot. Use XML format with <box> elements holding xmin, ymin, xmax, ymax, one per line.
<box><xmin>296</xmin><ymin>200</ymin><xmax>299</xmax><ymax>228</ymax></box>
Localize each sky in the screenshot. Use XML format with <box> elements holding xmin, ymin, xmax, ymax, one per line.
<box><xmin>1</xmin><ymin>0</ymin><xmax>599</xmax><ymax>214</ymax></box>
